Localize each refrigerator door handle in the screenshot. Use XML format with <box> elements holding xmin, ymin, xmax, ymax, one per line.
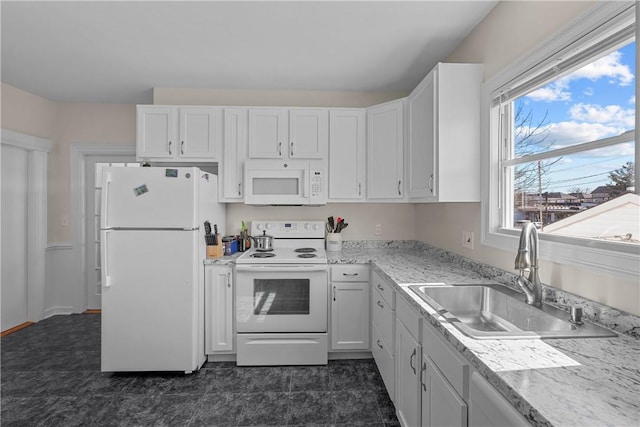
<box><xmin>102</xmin><ymin>171</ymin><xmax>112</xmax><ymax>229</ymax></box>
<box><xmin>103</xmin><ymin>230</ymin><xmax>112</xmax><ymax>287</ymax></box>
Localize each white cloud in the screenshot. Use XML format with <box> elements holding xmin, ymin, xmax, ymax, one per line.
<box><xmin>544</xmin><ymin>121</ymin><xmax>623</xmax><ymax>147</ymax></box>
<box><xmin>583</xmin><ymin>87</ymin><xmax>594</xmax><ymax>96</ymax></box>
<box><xmin>571</xmin><ymin>51</ymin><xmax>634</xmax><ymax>86</ymax></box>
<box><xmin>569</xmin><ymin>103</ymin><xmax>635</xmax><ymax>128</ymax></box>
<box><xmin>524</xmin><ymin>50</ymin><xmax>634</xmax><ymax>103</ymax></box>
<box><xmin>630</xmin><ymin>95</ymin><xmax>636</xmax><ymax>105</ymax></box>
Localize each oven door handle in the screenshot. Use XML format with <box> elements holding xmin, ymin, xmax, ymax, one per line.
<box><xmin>235</xmin><ymin>264</ymin><xmax>328</xmax><ymax>273</ymax></box>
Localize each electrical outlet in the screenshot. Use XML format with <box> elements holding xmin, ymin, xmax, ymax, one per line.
<box><xmin>462</xmin><ymin>231</ymin><xmax>474</xmax><ymax>249</ymax></box>
<box><xmin>375</xmin><ymin>224</ymin><xmax>383</xmax><ymax>236</ymax></box>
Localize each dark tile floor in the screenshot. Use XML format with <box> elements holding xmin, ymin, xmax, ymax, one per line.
<box><xmin>1</xmin><ymin>314</ymin><xmax>399</xmax><ymax>426</ymax></box>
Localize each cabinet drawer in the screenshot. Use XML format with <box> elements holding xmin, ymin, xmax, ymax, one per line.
<box><xmin>396</xmin><ymin>295</ymin><xmax>421</xmax><ymax>340</ymax></box>
<box><xmin>371</xmin><ymin>288</ymin><xmax>394</xmax><ymax>353</ymax></box>
<box><xmin>422</xmin><ymin>321</ymin><xmax>469</xmax><ymax>399</ymax></box>
<box><xmin>372</xmin><ymin>323</ymin><xmax>395</xmax><ymax>401</ymax></box>
<box><xmin>371</xmin><ymin>271</ymin><xmax>395</xmax><ymax>307</ymax></box>
<box><xmin>331</xmin><ymin>264</ymin><xmax>369</xmax><ymax>282</ymax></box>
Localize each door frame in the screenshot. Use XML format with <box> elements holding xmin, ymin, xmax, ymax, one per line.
<box><xmin>70</xmin><ymin>144</ymin><xmax>135</xmax><ymax>313</ymax></box>
<box><xmin>1</xmin><ymin>129</ymin><xmax>51</xmax><ymax>323</ymax></box>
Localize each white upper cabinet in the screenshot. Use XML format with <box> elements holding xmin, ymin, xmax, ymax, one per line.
<box><xmin>248</xmin><ymin>108</ymin><xmax>328</xmax><ymax>159</ymax></box>
<box><xmin>137</xmin><ymin>106</ymin><xmax>222</xmax><ymax>162</ymax></box>
<box><xmin>248</xmin><ymin>108</ymin><xmax>288</xmax><ymax>158</ymax></box>
<box><xmin>407</xmin><ymin>63</ymin><xmax>483</xmax><ymax>202</ymax></box>
<box><xmin>367</xmin><ymin>99</ymin><xmax>405</xmax><ymax>200</ymax></box>
<box><xmin>289</xmin><ymin>109</ymin><xmax>328</xmax><ymax>159</ymax></box>
<box><xmin>328</xmin><ymin>109</ymin><xmax>366</xmax><ymax>202</ymax></box>
<box><xmin>220</xmin><ymin>108</ymin><xmax>248</xmax><ymax>202</ymax></box>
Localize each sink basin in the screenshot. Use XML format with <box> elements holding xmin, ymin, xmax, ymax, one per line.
<box><xmin>409</xmin><ymin>284</ymin><xmax>617</xmax><ymax>339</ymax></box>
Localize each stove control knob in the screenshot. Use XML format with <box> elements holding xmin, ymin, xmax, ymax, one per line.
<box><xmin>265</xmin><ymin>223</ymin><xmax>272</xmax><ymax>230</ymax></box>
<box><xmin>304</xmin><ymin>223</ymin><xmax>311</xmax><ymax>230</ymax></box>
<box><xmin>256</xmin><ymin>223</ymin><xmax>263</xmax><ymax>231</ymax></box>
<box><xmin>312</xmin><ymin>223</ymin><xmax>320</xmax><ymax>231</ymax></box>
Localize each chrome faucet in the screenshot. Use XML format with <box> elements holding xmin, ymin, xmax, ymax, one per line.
<box><xmin>514</xmin><ymin>222</ymin><xmax>543</xmax><ymax>307</ymax></box>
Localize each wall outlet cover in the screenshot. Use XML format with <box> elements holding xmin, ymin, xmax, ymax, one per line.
<box><xmin>462</xmin><ymin>231</ymin><xmax>474</xmax><ymax>249</ymax></box>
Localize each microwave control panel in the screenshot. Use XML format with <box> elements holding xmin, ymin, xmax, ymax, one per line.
<box><xmin>310</xmin><ymin>169</ymin><xmax>324</xmax><ymax>202</ymax></box>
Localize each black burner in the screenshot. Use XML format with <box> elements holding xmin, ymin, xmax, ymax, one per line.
<box><xmin>297</xmin><ymin>253</ymin><xmax>317</xmax><ymax>258</ymax></box>
<box><xmin>251</xmin><ymin>252</ymin><xmax>276</xmax><ymax>258</ymax></box>
<box><xmin>295</xmin><ymin>247</ymin><xmax>317</xmax><ymax>253</ymax></box>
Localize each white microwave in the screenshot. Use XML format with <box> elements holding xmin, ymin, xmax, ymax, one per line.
<box><xmin>244</xmin><ymin>159</ymin><xmax>325</xmax><ymax>205</ymax></box>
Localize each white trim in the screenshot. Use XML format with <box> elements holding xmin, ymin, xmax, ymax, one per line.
<box><xmin>1</xmin><ymin>128</ymin><xmax>51</xmax><ymax>322</ymax></box>
<box><xmin>70</xmin><ymin>143</ymin><xmax>136</xmax><ymax>313</ymax></box>
<box><xmin>1</xmin><ymin>129</ymin><xmax>52</xmax><ymax>152</ymax></box>
<box><xmin>480</xmin><ymin>2</ymin><xmax>639</xmax><ymax>280</ymax></box>
<box><xmin>44</xmin><ymin>306</ymin><xmax>74</xmax><ymax>319</ymax></box>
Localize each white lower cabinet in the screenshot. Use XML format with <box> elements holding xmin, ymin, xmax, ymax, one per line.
<box><xmin>421</xmin><ymin>355</ymin><xmax>468</xmax><ymax>427</ymax></box>
<box><xmin>395</xmin><ymin>296</ymin><xmax>422</xmax><ymax>427</ymax></box>
<box><xmin>204</xmin><ymin>265</ymin><xmax>234</xmax><ymax>354</ymax></box>
<box><xmin>330</xmin><ymin>265</ymin><xmax>370</xmax><ymax>351</ymax></box>
<box><xmin>371</xmin><ymin>271</ymin><xmax>396</xmax><ymax>400</ymax></box>
<box><xmin>469</xmin><ymin>371</ymin><xmax>531</xmax><ymax>427</ymax></box>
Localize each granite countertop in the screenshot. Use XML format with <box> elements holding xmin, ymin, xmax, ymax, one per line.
<box><xmin>328</xmin><ymin>243</ymin><xmax>640</xmax><ymax>427</ymax></box>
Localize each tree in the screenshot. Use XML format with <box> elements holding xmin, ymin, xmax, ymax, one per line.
<box><xmin>606</xmin><ymin>161</ymin><xmax>635</xmax><ymax>197</ymax></box>
<box><xmin>512</xmin><ymin>101</ymin><xmax>562</xmax><ymax>213</ymax></box>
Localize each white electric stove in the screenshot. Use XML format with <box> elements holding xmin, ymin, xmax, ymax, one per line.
<box><xmin>235</xmin><ymin>220</ymin><xmax>329</xmax><ymax>366</ymax></box>
<box><xmin>236</xmin><ymin>220</ymin><xmax>327</xmax><ymax>265</ymax></box>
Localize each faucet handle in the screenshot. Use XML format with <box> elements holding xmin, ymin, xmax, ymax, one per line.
<box><xmin>514</xmin><ymin>248</ymin><xmax>530</xmax><ymax>270</ymax></box>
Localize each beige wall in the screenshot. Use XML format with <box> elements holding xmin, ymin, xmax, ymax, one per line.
<box><xmin>1</xmin><ymin>83</ymin><xmax>136</xmax><ymax>242</ymax></box>
<box><xmin>415</xmin><ymin>0</ymin><xmax>639</xmax><ymax>315</ymax></box>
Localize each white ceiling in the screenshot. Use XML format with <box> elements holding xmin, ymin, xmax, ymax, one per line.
<box><xmin>1</xmin><ymin>1</ymin><xmax>497</xmax><ymax>104</ymax></box>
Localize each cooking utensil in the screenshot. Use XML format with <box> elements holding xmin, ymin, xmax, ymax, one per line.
<box><xmin>250</xmin><ymin>230</ymin><xmax>274</xmax><ymax>251</ymax></box>
<box><xmin>328</xmin><ymin>216</ymin><xmax>335</xmax><ymax>232</ymax></box>
<box><xmin>213</xmin><ymin>224</ymin><xmax>219</xmax><ymax>245</ymax></box>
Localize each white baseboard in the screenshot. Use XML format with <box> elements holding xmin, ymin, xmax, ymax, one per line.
<box><xmin>44</xmin><ymin>306</ymin><xmax>74</xmax><ymax>318</ymax></box>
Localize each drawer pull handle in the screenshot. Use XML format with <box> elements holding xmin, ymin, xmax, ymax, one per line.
<box><xmin>410</xmin><ymin>348</ymin><xmax>417</xmax><ymax>374</ymax></box>
<box><xmin>377</xmin><ymin>284</ymin><xmax>384</xmax><ymax>292</ymax></box>
<box><xmin>377</xmin><ymin>301</ymin><xmax>384</xmax><ymax>308</ymax></box>
<box><xmin>342</xmin><ymin>272</ymin><xmax>359</xmax><ymax>276</ymax></box>
<box><xmin>376</xmin><ymin>340</ymin><xmax>383</xmax><ymax>349</ymax></box>
<box><xmin>420</xmin><ymin>361</ymin><xmax>427</xmax><ymax>391</ymax></box>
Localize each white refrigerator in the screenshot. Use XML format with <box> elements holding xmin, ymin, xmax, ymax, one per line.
<box><xmin>100</xmin><ymin>166</ymin><xmax>225</xmax><ymax>373</ymax></box>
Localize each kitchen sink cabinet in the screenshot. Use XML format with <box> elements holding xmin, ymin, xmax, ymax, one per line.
<box><xmin>395</xmin><ymin>295</ymin><xmax>422</xmax><ymax>427</ymax></box>
<box><xmin>137</xmin><ymin>106</ymin><xmax>222</xmax><ymax>162</ymax></box>
<box><xmin>407</xmin><ymin>63</ymin><xmax>483</xmax><ymax>202</ymax></box>
<box><xmin>367</xmin><ymin>99</ymin><xmax>405</xmax><ymax>201</ymax></box>
<box><xmin>469</xmin><ymin>371</ymin><xmax>531</xmax><ymax>427</ymax></box>
<box><xmin>371</xmin><ymin>270</ymin><xmax>396</xmax><ymax>400</ymax></box>
<box><xmin>248</xmin><ymin>108</ymin><xmax>328</xmax><ymax>159</ymax></box>
<box><xmin>420</xmin><ymin>315</ymin><xmax>470</xmax><ymax>427</ymax></box>
<box><xmin>220</xmin><ymin>108</ymin><xmax>248</xmax><ymax>202</ymax></box>
<box><xmin>204</xmin><ymin>265</ymin><xmax>234</xmax><ymax>354</ymax></box>
<box><xmin>328</xmin><ymin>109</ymin><xmax>366</xmax><ymax>202</ymax></box>
<box><xmin>330</xmin><ymin>265</ymin><xmax>370</xmax><ymax>351</ymax></box>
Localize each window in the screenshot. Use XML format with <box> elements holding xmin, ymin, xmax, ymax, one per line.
<box><xmin>482</xmin><ymin>2</ymin><xmax>638</xmax><ymax>277</ymax></box>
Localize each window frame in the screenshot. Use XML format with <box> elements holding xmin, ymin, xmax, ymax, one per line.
<box><xmin>481</xmin><ymin>1</ymin><xmax>639</xmax><ymax>279</ymax></box>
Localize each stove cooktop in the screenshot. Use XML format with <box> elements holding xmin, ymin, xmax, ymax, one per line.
<box><xmin>236</xmin><ymin>247</ymin><xmax>328</xmax><ymax>264</ymax></box>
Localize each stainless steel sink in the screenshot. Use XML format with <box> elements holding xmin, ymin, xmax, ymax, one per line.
<box><xmin>409</xmin><ymin>284</ymin><xmax>617</xmax><ymax>339</ymax></box>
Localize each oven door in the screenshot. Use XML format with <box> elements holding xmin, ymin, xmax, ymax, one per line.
<box><xmin>235</xmin><ymin>264</ymin><xmax>328</xmax><ymax>333</ymax></box>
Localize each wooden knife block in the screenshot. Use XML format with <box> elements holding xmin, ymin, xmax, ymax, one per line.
<box><xmin>206</xmin><ymin>235</ymin><xmax>223</xmax><ymax>259</ymax></box>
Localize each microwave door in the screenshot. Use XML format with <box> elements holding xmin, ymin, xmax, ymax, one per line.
<box><xmin>246</xmin><ymin>169</ymin><xmax>307</xmax><ymax>205</ymax></box>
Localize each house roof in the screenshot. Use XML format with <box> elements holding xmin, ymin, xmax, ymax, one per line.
<box><xmin>544</xmin><ymin>193</ymin><xmax>640</xmax><ymax>243</ymax></box>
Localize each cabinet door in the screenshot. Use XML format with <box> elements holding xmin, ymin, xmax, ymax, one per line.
<box><xmin>205</xmin><ymin>266</ymin><xmax>234</xmax><ymax>353</ymax></box>
<box><xmin>422</xmin><ymin>355</ymin><xmax>467</xmax><ymax>427</ymax></box>
<box><xmin>221</xmin><ymin>108</ymin><xmax>248</xmax><ymax>201</ymax></box>
<box><xmin>367</xmin><ymin>99</ymin><xmax>404</xmax><ymax>200</ymax></box>
<box><xmin>395</xmin><ymin>320</ymin><xmax>421</xmax><ymax>427</ymax></box>
<box><xmin>136</xmin><ymin>106</ymin><xmax>177</xmax><ymax>160</ymax></box>
<box><xmin>330</xmin><ymin>281</ymin><xmax>370</xmax><ymax>350</ymax></box>
<box><xmin>328</xmin><ymin>109</ymin><xmax>366</xmax><ymax>201</ymax></box>
<box><xmin>248</xmin><ymin>108</ymin><xmax>287</xmax><ymax>158</ymax></box>
<box><xmin>469</xmin><ymin>372</ymin><xmax>530</xmax><ymax>427</ymax></box>
<box><xmin>179</xmin><ymin>108</ymin><xmax>222</xmax><ymax>159</ymax></box>
<box><xmin>289</xmin><ymin>109</ymin><xmax>328</xmax><ymax>159</ymax></box>
<box><xmin>408</xmin><ymin>70</ymin><xmax>436</xmax><ymax>200</ymax></box>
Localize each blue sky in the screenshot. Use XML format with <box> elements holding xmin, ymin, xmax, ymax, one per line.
<box><xmin>515</xmin><ymin>41</ymin><xmax>635</xmax><ymax>193</ymax></box>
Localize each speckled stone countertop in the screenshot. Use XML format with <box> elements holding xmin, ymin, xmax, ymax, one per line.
<box><xmin>329</xmin><ymin>242</ymin><xmax>640</xmax><ymax>427</ymax></box>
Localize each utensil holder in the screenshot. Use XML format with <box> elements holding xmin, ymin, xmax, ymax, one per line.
<box><xmin>326</xmin><ymin>233</ymin><xmax>342</xmax><ymax>252</ymax></box>
<box><xmin>206</xmin><ymin>235</ymin><xmax>223</xmax><ymax>259</ymax></box>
